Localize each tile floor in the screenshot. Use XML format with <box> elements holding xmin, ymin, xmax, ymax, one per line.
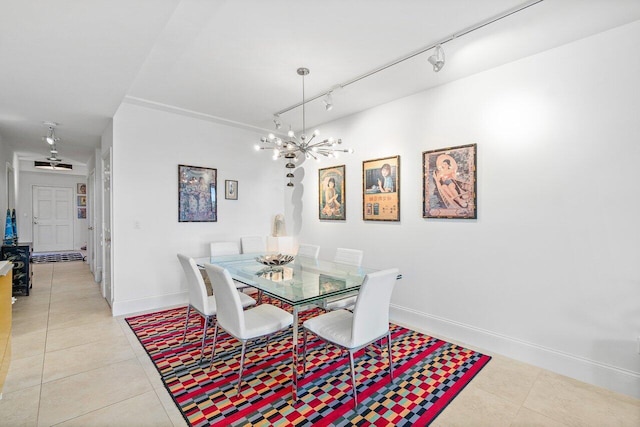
<box><xmin>0</xmin><ymin>261</ymin><xmax>638</xmax><ymax>426</ymax></box>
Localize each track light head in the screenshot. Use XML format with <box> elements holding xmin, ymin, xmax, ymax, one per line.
<box><xmin>323</xmin><ymin>92</ymin><xmax>333</xmax><ymax>111</ymax></box>
<box><xmin>273</xmin><ymin>114</ymin><xmax>282</xmax><ymax>130</ymax></box>
<box><xmin>428</xmin><ymin>45</ymin><xmax>445</xmax><ymax>72</ymax></box>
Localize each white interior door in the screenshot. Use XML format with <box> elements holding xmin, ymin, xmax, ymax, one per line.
<box><xmin>88</xmin><ymin>170</ymin><xmax>96</xmax><ymax>275</ymax></box>
<box><xmin>32</xmin><ymin>186</ymin><xmax>74</xmax><ymax>252</ymax></box>
<box><xmin>102</xmin><ymin>150</ymin><xmax>112</xmax><ymax>306</ymax></box>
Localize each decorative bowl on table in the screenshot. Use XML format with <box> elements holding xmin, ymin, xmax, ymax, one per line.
<box><xmin>255</xmin><ymin>253</ymin><xmax>294</xmax><ymax>267</ymax></box>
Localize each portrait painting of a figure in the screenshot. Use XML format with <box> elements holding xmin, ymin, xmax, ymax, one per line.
<box><xmin>423</xmin><ymin>144</ymin><xmax>476</xmax><ymax>219</ymax></box>
<box><xmin>178</xmin><ymin>164</ymin><xmax>217</xmax><ymax>222</ymax></box>
<box><xmin>319</xmin><ymin>165</ymin><xmax>345</xmax><ymax>220</ymax></box>
<box><xmin>363</xmin><ymin>155</ymin><xmax>400</xmax><ymax>221</ymax></box>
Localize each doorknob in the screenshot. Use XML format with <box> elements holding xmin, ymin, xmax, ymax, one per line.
<box><xmin>88</xmin><ymin>226</ymin><xmax>94</xmax><ymax>230</ymax></box>
<box><xmin>33</xmin><ymin>220</ymin><xmax>38</xmax><ymax>225</ymax></box>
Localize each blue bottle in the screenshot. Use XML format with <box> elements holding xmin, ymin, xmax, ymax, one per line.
<box><xmin>3</xmin><ymin>208</ymin><xmax>14</xmax><ymax>246</ymax></box>
<box><xmin>11</xmin><ymin>209</ymin><xmax>17</xmax><ymax>244</ymax></box>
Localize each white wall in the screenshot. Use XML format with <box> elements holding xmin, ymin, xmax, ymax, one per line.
<box><xmin>17</xmin><ymin>170</ymin><xmax>88</xmax><ymax>250</ymax></box>
<box><xmin>110</xmin><ymin>103</ymin><xmax>285</xmax><ymax>315</ymax></box>
<box><xmin>296</xmin><ymin>21</ymin><xmax>640</xmax><ymax>397</ymax></box>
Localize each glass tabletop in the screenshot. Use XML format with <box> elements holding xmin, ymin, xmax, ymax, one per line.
<box><xmin>195</xmin><ymin>253</ymin><xmax>377</xmax><ymax>306</ymax></box>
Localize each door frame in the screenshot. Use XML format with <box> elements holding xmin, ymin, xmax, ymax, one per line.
<box><xmin>101</xmin><ymin>148</ymin><xmax>113</xmax><ymax>307</ymax></box>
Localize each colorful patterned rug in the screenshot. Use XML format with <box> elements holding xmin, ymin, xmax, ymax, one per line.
<box><xmin>126</xmin><ymin>304</ymin><xmax>490</xmax><ymax>426</ymax></box>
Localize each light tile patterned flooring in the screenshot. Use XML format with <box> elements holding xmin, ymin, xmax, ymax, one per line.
<box><xmin>0</xmin><ymin>262</ymin><xmax>638</xmax><ymax>426</ymax></box>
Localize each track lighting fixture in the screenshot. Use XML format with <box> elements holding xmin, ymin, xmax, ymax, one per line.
<box><xmin>323</xmin><ymin>92</ymin><xmax>333</xmax><ymax>111</ymax></box>
<box><xmin>428</xmin><ymin>45</ymin><xmax>445</xmax><ymax>72</ymax></box>
<box><xmin>273</xmin><ymin>114</ymin><xmax>282</xmax><ymax>130</ymax></box>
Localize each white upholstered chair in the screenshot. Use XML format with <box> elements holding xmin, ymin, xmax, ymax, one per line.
<box><xmin>210</xmin><ymin>241</ymin><xmax>249</xmax><ymax>292</ymax></box>
<box><xmin>209</xmin><ymin>241</ymin><xmax>240</xmax><ymax>257</ymax></box>
<box><xmin>240</xmin><ymin>236</ymin><xmax>267</xmax><ymax>254</ymax></box>
<box><xmin>204</xmin><ymin>263</ymin><xmax>293</xmax><ymax>394</ymax></box>
<box><xmin>322</xmin><ymin>248</ymin><xmax>364</xmax><ymax>311</ymax></box>
<box><xmin>302</xmin><ymin>267</ymin><xmax>399</xmax><ymax>408</ymax></box>
<box><xmin>296</xmin><ymin>243</ymin><xmax>320</xmax><ymax>259</ymax></box>
<box><xmin>177</xmin><ymin>254</ymin><xmax>256</xmax><ymax>363</ymax></box>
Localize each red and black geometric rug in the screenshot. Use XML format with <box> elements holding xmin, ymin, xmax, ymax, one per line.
<box><xmin>126</xmin><ymin>305</ymin><xmax>490</xmax><ymax>426</ymax></box>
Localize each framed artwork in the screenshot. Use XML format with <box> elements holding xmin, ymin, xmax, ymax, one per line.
<box><xmin>423</xmin><ymin>143</ymin><xmax>477</xmax><ymax>219</ymax></box>
<box><xmin>77</xmin><ymin>195</ymin><xmax>86</xmax><ymax>206</ymax></box>
<box><xmin>225</xmin><ymin>180</ymin><xmax>238</xmax><ymax>200</ymax></box>
<box><xmin>319</xmin><ymin>165</ymin><xmax>346</xmax><ymax>220</ymax></box>
<box><xmin>363</xmin><ymin>155</ymin><xmax>400</xmax><ymax>221</ymax></box>
<box><xmin>77</xmin><ymin>183</ymin><xmax>86</xmax><ymax>194</ymax></box>
<box><xmin>178</xmin><ymin>164</ymin><xmax>217</xmax><ymax>222</ymax></box>
<box><xmin>77</xmin><ymin>207</ymin><xmax>86</xmax><ymax>219</ymax></box>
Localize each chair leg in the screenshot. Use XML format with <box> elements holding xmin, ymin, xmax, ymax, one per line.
<box><xmin>302</xmin><ymin>328</ymin><xmax>308</xmax><ymax>376</ymax></box>
<box><xmin>348</xmin><ymin>351</ymin><xmax>358</xmax><ymax>409</ymax></box>
<box><xmin>181</xmin><ymin>305</ymin><xmax>192</xmax><ymax>344</ymax></box>
<box><xmin>236</xmin><ymin>341</ymin><xmax>247</xmax><ymax>395</ymax></box>
<box><xmin>208</xmin><ymin>324</ymin><xmax>219</xmax><ymax>369</ymax></box>
<box><xmin>386</xmin><ymin>330</ymin><xmax>394</xmax><ymax>381</ymax></box>
<box><xmin>198</xmin><ymin>315</ymin><xmax>211</xmax><ymax>363</ymax></box>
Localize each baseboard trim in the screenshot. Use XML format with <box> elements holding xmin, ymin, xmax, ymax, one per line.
<box><xmin>390</xmin><ymin>304</ymin><xmax>640</xmax><ymax>399</ymax></box>
<box><xmin>112</xmin><ymin>292</ymin><xmax>187</xmax><ymax>317</ymax></box>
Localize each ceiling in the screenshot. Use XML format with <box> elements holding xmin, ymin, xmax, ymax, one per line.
<box><xmin>2</xmin><ymin>0</ymin><xmax>640</xmax><ymax>167</ymax></box>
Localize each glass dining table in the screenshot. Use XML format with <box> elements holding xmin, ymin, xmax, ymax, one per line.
<box><xmin>195</xmin><ymin>253</ymin><xmax>388</xmax><ymax>401</ymax></box>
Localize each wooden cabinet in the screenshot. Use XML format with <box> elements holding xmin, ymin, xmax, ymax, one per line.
<box><xmin>0</xmin><ymin>261</ymin><xmax>12</xmax><ymax>397</ymax></box>
<box><xmin>1</xmin><ymin>243</ymin><xmax>32</xmax><ymax>296</ymax></box>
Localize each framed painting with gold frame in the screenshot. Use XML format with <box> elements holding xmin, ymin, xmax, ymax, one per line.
<box><xmin>362</xmin><ymin>155</ymin><xmax>400</xmax><ymax>221</ymax></box>
<box><xmin>423</xmin><ymin>144</ymin><xmax>477</xmax><ymax>219</ymax></box>
<box><xmin>319</xmin><ymin>165</ymin><xmax>346</xmax><ymax>220</ymax></box>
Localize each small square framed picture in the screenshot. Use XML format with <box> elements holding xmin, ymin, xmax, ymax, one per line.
<box><xmin>225</xmin><ymin>180</ymin><xmax>238</xmax><ymax>200</ymax></box>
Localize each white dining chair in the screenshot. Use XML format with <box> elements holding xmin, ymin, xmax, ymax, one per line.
<box><xmin>322</xmin><ymin>248</ymin><xmax>364</xmax><ymax>311</ymax></box>
<box><xmin>177</xmin><ymin>254</ymin><xmax>256</xmax><ymax>363</ymax></box>
<box><xmin>241</xmin><ymin>236</ymin><xmax>267</xmax><ymax>254</ymax></box>
<box><xmin>296</xmin><ymin>243</ymin><xmax>320</xmax><ymax>259</ymax></box>
<box><xmin>210</xmin><ymin>240</ymin><xmax>250</xmax><ymax>293</ymax></box>
<box><xmin>302</xmin><ymin>267</ymin><xmax>399</xmax><ymax>408</ymax></box>
<box><xmin>209</xmin><ymin>241</ymin><xmax>240</xmax><ymax>257</ymax></box>
<box><xmin>204</xmin><ymin>263</ymin><xmax>294</xmax><ymax>395</ymax></box>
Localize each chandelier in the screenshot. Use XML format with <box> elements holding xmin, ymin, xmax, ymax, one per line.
<box><xmin>255</xmin><ymin>67</ymin><xmax>353</xmax><ymax>187</ymax></box>
<box><xmin>35</xmin><ymin>121</ymin><xmax>72</xmax><ymax>170</ymax></box>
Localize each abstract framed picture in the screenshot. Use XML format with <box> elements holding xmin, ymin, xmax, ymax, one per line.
<box><xmin>423</xmin><ymin>143</ymin><xmax>477</xmax><ymax>219</ymax></box>
<box><xmin>319</xmin><ymin>165</ymin><xmax>345</xmax><ymax>220</ymax></box>
<box><xmin>77</xmin><ymin>195</ymin><xmax>86</xmax><ymax>206</ymax></box>
<box><xmin>77</xmin><ymin>207</ymin><xmax>86</xmax><ymax>219</ymax></box>
<box><xmin>225</xmin><ymin>180</ymin><xmax>238</xmax><ymax>200</ymax></box>
<box><xmin>76</xmin><ymin>183</ymin><xmax>86</xmax><ymax>194</ymax></box>
<box><xmin>363</xmin><ymin>155</ymin><xmax>400</xmax><ymax>221</ymax></box>
<box><xmin>178</xmin><ymin>164</ymin><xmax>217</xmax><ymax>222</ymax></box>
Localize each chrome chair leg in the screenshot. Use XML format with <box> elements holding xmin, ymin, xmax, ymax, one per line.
<box><xmin>208</xmin><ymin>324</ymin><xmax>219</xmax><ymax>369</ymax></box>
<box><xmin>302</xmin><ymin>328</ymin><xmax>308</xmax><ymax>376</ymax></box>
<box><xmin>348</xmin><ymin>351</ymin><xmax>358</xmax><ymax>409</ymax></box>
<box><xmin>198</xmin><ymin>315</ymin><xmax>211</xmax><ymax>363</ymax></box>
<box><xmin>236</xmin><ymin>341</ymin><xmax>247</xmax><ymax>395</ymax></box>
<box><xmin>181</xmin><ymin>305</ymin><xmax>192</xmax><ymax>343</ymax></box>
<box><xmin>386</xmin><ymin>331</ymin><xmax>394</xmax><ymax>380</ymax></box>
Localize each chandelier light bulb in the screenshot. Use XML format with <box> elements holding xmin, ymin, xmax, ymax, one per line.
<box><xmin>313</xmin><ymin>129</ymin><xmax>320</xmax><ymax>136</ymax></box>
<box><xmin>273</xmin><ymin>148</ymin><xmax>280</xmax><ymax>156</ymax></box>
<box><xmin>287</xmin><ymin>130</ymin><xmax>295</xmax><ymax>138</ymax></box>
<box><xmin>268</xmin><ymin>133</ymin><xmax>275</xmax><ymax>140</ymax></box>
<box><xmin>254</xmin><ymin>144</ymin><xmax>261</xmax><ymax>151</ymax></box>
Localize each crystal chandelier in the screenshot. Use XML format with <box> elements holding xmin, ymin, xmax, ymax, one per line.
<box><xmin>255</xmin><ymin>67</ymin><xmax>353</xmax><ymax>187</ymax></box>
